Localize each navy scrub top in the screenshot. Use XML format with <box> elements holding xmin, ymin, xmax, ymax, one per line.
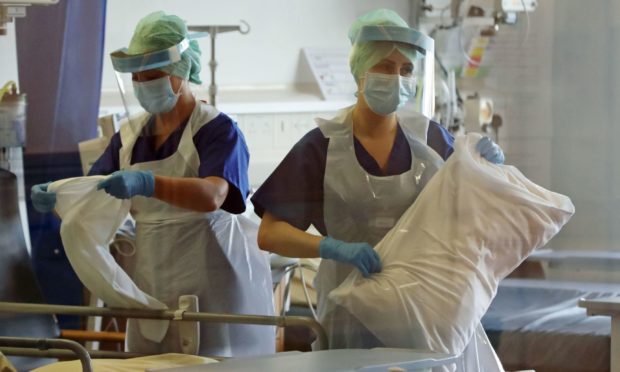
<box><xmin>89</xmin><ymin>112</ymin><xmax>250</xmax><ymax>214</ymax></box>
<box><xmin>251</xmin><ymin>120</ymin><xmax>454</xmax><ymax>236</ymax></box>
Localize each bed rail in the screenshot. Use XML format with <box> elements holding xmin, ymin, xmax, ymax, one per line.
<box><xmin>0</xmin><ymin>301</ymin><xmax>328</xmax><ymax>350</ymax></box>
<box><xmin>0</xmin><ymin>337</ymin><xmax>92</xmax><ymax>372</ymax></box>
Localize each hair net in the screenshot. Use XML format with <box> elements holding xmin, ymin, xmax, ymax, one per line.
<box><xmin>348</xmin><ymin>9</ymin><xmax>422</xmax><ymax>85</ymax></box>
<box><xmin>127</xmin><ymin>11</ymin><xmax>202</xmax><ymax>84</ymax></box>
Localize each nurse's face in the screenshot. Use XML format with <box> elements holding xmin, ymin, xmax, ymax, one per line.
<box><xmin>357</xmin><ymin>49</ymin><xmax>417</xmax><ymax>117</ymax></box>
<box><xmin>367</xmin><ymin>49</ymin><xmax>414</xmax><ymax>78</ymax></box>
<box><xmin>132</xmin><ymin>69</ymin><xmax>183</xmax><ymax>91</ymax></box>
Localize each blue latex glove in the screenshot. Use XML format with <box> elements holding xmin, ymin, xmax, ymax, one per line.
<box><xmin>319</xmin><ymin>236</ymin><xmax>382</xmax><ymax>278</ymax></box>
<box><xmin>97</xmin><ymin>170</ymin><xmax>155</xmax><ymax>199</ymax></box>
<box><xmin>31</xmin><ymin>182</ymin><xmax>56</xmax><ymax>213</ymax></box>
<box><xmin>476</xmin><ymin>136</ymin><xmax>505</xmax><ymax>164</ymax></box>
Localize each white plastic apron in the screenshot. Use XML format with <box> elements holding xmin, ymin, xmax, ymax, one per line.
<box><xmin>314</xmin><ymin>106</ymin><xmax>443</xmax><ymax>349</ymax></box>
<box><xmin>120</xmin><ymin>102</ymin><xmax>275</xmax><ymax>357</ymax></box>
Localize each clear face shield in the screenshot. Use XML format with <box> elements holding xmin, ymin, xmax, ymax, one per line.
<box><xmin>354</xmin><ymin>25</ymin><xmax>435</xmax><ymax>119</ymax></box>
<box><xmin>109</xmin><ymin>37</ymin><xmax>196</xmax><ymax>134</ymax></box>
<box><xmin>413</xmin><ymin>44</ymin><xmax>435</xmax><ymax>119</ymax></box>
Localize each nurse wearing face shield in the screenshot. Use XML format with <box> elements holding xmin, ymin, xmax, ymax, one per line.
<box><xmin>30</xmin><ymin>11</ymin><xmax>274</xmax><ymax>357</ymax></box>
<box><xmin>251</xmin><ymin>9</ymin><xmax>504</xmax><ymax>349</ymax></box>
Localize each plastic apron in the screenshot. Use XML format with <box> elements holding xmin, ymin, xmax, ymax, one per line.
<box><xmin>120</xmin><ymin>102</ymin><xmax>275</xmax><ymax>357</ymax></box>
<box><xmin>315</xmin><ymin>106</ymin><xmax>444</xmax><ymax>349</ymax></box>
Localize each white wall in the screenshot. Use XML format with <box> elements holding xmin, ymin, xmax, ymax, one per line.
<box><xmin>10</xmin><ymin>0</ymin><xmax>618</xmax><ymax>253</ymax></box>
<box><xmin>474</xmin><ymin>0</ymin><xmax>620</xmax><ymax>252</ymax></box>
<box><xmin>102</xmin><ymin>0</ymin><xmax>411</xmax><ymax>91</ymax></box>
<box><xmin>547</xmin><ymin>0</ymin><xmax>620</xmax><ymax>251</ymax></box>
<box><xmin>480</xmin><ymin>0</ymin><xmax>555</xmax><ymax>188</ymax></box>
<box><xmin>0</xmin><ymin>22</ymin><xmax>19</xmax><ymax>87</ymax></box>
<box><xmin>100</xmin><ymin>0</ymin><xmax>413</xmax><ymax>188</ymax></box>
<box><xmin>438</xmin><ymin>0</ymin><xmax>620</xmax><ymax>253</ymax></box>
<box><xmin>0</xmin><ymin>22</ymin><xmax>29</xmax><ymax>251</ymax></box>
<box><xmin>429</xmin><ymin>2</ymin><xmax>555</xmax><ymax>188</ymax></box>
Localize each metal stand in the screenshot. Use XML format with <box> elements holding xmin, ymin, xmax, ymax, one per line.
<box><xmin>188</xmin><ymin>21</ymin><xmax>250</xmax><ymax>107</ymax></box>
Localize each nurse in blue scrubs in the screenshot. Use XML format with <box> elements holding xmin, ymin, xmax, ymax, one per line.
<box><xmin>31</xmin><ymin>11</ymin><xmax>274</xmax><ymax>357</ymax></box>
<box><xmin>251</xmin><ymin>9</ymin><xmax>505</xmax><ymax>349</ymax></box>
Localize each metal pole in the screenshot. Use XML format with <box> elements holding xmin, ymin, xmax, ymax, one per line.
<box><xmin>0</xmin><ymin>301</ymin><xmax>328</xmax><ymax>350</ymax></box>
<box><xmin>189</xmin><ymin>21</ymin><xmax>250</xmax><ymax>109</ymax></box>
<box><xmin>2</xmin><ymin>347</ymin><xmax>155</xmax><ymax>359</ymax></box>
<box><xmin>209</xmin><ymin>30</ymin><xmax>217</xmax><ymax>107</ymax></box>
<box><xmin>0</xmin><ymin>337</ymin><xmax>92</xmax><ymax>372</ymax></box>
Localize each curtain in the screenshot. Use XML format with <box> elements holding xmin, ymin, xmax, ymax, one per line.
<box><xmin>16</xmin><ymin>0</ymin><xmax>107</xmax><ymax>328</ymax></box>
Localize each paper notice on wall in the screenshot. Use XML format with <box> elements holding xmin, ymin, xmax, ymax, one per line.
<box><xmin>302</xmin><ymin>48</ymin><xmax>357</xmax><ymax>101</ymax></box>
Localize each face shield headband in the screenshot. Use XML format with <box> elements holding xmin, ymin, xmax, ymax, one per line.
<box><xmin>352</xmin><ymin>25</ymin><xmax>434</xmax><ymax>57</ymax></box>
<box><xmin>110</xmin><ymin>32</ymin><xmax>207</xmax><ymax>73</ymax></box>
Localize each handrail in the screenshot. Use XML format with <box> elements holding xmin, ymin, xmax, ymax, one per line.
<box><xmin>0</xmin><ymin>337</ymin><xmax>92</xmax><ymax>372</ymax></box>
<box><xmin>0</xmin><ymin>301</ymin><xmax>328</xmax><ymax>350</ymax></box>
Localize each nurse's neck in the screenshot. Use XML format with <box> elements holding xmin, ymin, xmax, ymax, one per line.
<box><xmin>352</xmin><ymin>98</ymin><xmax>398</xmax><ymax>139</ymax></box>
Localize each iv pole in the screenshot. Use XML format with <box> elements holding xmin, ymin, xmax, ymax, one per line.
<box><xmin>188</xmin><ymin>21</ymin><xmax>250</xmax><ymax>107</ymax></box>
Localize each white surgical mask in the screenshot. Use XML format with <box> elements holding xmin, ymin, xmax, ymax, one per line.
<box><xmin>133</xmin><ymin>77</ymin><xmax>182</xmax><ymax>114</ymax></box>
<box><xmin>363</xmin><ymin>72</ymin><xmax>416</xmax><ymax>116</ymax></box>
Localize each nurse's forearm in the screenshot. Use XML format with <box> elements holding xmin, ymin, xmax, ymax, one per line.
<box><xmin>153</xmin><ymin>175</ymin><xmax>229</xmax><ymax>212</ymax></box>
<box><xmin>257</xmin><ymin>211</ymin><xmax>323</xmax><ymax>258</ymax></box>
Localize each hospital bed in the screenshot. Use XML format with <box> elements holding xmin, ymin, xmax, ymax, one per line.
<box><xmin>0</xmin><ymin>259</ymin><xmax>459</xmax><ymax>372</ymax></box>
<box><xmin>0</xmin><ymin>165</ymin><xmax>309</xmax><ymax>370</ymax></box>
<box><xmin>0</xmin><ymin>301</ymin><xmax>460</xmax><ymax>372</ymax></box>
<box><xmin>157</xmin><ymin>349</ymin><xmax>458</xmax><ymax>372</ymax></box>
<box><xmin>0</xmin><ymin>166</ymin><xmax>460</xmax><ymax>371</ymax></box>
<box><xmin>481</xmin><ymin>262</ymin><xmax>620</xmax><ymax>372</ymax></box>
<box><xmin>0</xmin><ymin>300</ymin><xmax>329</xmax><ymax>371</ymax></box>
<box><xmin>0</xmin><ymin>171</ymin><xmax>329</xmax><ymax>371</ymax></box>
<box><xmin>539</xmin><ymin>254</ymin><xmax>620</xmax><ymax>372</ymax></box>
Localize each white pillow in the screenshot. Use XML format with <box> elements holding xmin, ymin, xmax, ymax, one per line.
<box><xmin>329</xmin><ymin>133</ymin><xmax>575</xmax><ymax>356</ymax></box>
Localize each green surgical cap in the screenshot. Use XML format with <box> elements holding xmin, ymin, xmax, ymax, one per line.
<box><xmin>127</xmin><ymin>11</ymin><xmax>202</xmax><ymax>84</ymax></box>
<box><xmin>348</xmin><ymin>9</ymin><xmax>420</xmax><ymax>85</ymax></box>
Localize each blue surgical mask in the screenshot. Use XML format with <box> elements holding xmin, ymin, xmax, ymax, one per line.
<box><xmin>133</xmin><ymin>77</ymin><xmax>182</xmax><ymax>114</ymax></box>
<box><xmin>363</xmin><ymin>72</ymin><xmax>416</xmax><ymax>116</ymax></box>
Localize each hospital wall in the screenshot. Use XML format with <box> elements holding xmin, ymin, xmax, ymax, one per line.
<box><xmin>479</xmin><ymin>0</ymin><xmax>620</xmax><ymax>252</ymax></box>
<box><xmin>99</xmin><ymin>0</ymin><xmax>414</xmax><ymax>192</ymax></box>
<box><xmin>548</xmin><ymin>0</ymin><xmax>620</xmax><ymax>251</ymax></box>
<box><xmin>2</xmin><ymin>0</ymin><xmax>618</xmax><ymax>253</ymax></box>
<box><xmin>101</xmin><ymin>0</ymin><xmax>412</xmax><ymax>90</ymax></box>
<box><xmin>0</xmin><ymin>22</ymin><xmax>18</xmax><ymax>87</ymax></box>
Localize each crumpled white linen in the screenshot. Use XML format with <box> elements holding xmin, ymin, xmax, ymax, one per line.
<box><xmin>49</xmin><ymin>177</ymin><xmax>169</xmax><ymax>342</ymax></box>
<box><xmin>329</xmin><ymin>133</ymin><xmax>575</xmax><ymax>358</ymax></box>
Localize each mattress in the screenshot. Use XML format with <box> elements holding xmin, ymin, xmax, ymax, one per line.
<box><xmin>482</xmin><ymin>278</ymin><xmax>619</xmax><ymax>372</ymax></box>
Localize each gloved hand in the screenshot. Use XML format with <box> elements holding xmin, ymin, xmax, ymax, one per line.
<box><xmin>476</xmin><ymin>136</ymin><xmax>505</xmax><ymax>164</ymax></box>
<box><xmin>319</xmin><ymin>236</ymin><xmax>381</xmax><ymax>277</ymax></box>
<box><xmin>31</xmin><ymin>182</ymin><xmax>56</xmax><ymax>213</ymax></box>
<box><xmin>97</xmin><ymin>170</ymin><xmax>155</xmax><ymax>199</ymax></box>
